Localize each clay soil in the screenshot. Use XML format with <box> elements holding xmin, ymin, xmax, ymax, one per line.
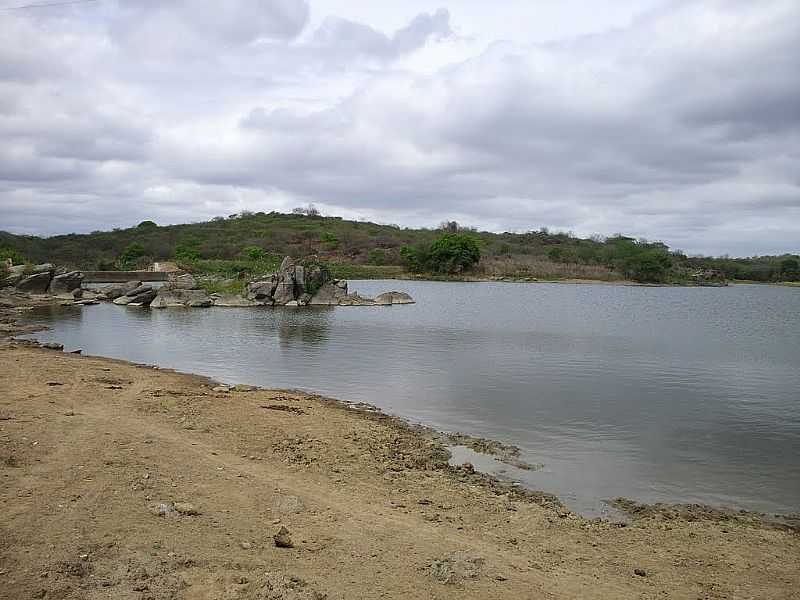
<box><xmin>1</xmin><ymin>344</ymin><xmax>799</xmax><ymax>599</ymax></box>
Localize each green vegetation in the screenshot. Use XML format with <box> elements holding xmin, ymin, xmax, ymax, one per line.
<box><xmin>1</xmin><ymin>212</ymin><xmax>797</xmax><ymax>284</ymax></box>
<box><xmin>401</xmin><ymin>233</ymin><xmax>481</xmax><ymax>274</ymax></box>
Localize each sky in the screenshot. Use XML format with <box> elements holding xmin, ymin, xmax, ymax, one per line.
<box><xmin>0</xmin><ymin>0</ymin><xmax>798</xmax><ymax>256</ymax></box>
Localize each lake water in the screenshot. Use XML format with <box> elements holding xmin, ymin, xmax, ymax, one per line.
<box><xmin>25</xmin><ymin>281</ymin><xmax>800</xmax><ymax>516</ymax></box>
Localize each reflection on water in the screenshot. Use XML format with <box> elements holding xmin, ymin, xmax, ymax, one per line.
<box><xmin>25</xmin><ymin>281</ymin><xmax>800</xmax><ymax>516</ymax></box>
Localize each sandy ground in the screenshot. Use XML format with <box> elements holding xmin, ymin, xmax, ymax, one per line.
<box><xmin>1</xmin><ymin>342</ymin><xmax>799</xmax><ymax>600</ymax></box>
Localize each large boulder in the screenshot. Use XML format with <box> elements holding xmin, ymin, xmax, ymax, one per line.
<box><xmin>246</xmin><ymin>278</ymin><xmax>277</xmax><ymax>302</ymax></box>
<box><xmin>16</xmin><ymin>272</ymin><xmax>53</xmax><ymax>294</ymax></box>
<box><xmin>49</xmin><ymin>271</ymin><xmax>84</xmax><ymax>295</ymax></box>
<box><xmin>2</xmin><ymin>266</ymin><xmax>26</xmax><ymax>287</ymax></box>
<box><xmin>150</xmin><ymin>288</ymin><xmax>211</xmax><ymax>308</ymax></box>
<box><xmin>127</xmin><ymin>289</ymin><xmax>157</xmax><ymax>305</ymax></box>
<box><xmin>272</xmin><ymin>281</ymin><xmax>296</xmax><ymax>305</ymax></box>
<box><xmin>97</xmin><ymin>280</ymin><xmax>142</xmax><ymax>300</ymax></box>
<box><xmin>374</xmin><ymin>291</ymin><xmax>415</xmax><ymax>305</ymax></box>
<box><xmin>309</xmin><ymin>281</ymin><xmax>348</xmax><ymax>305</ymax></box>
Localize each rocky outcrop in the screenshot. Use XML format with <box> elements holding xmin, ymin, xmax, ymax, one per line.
<box><xmin>241</xmin><ymin>256</ymin><xmax>414</xmax><ymax>307</ymax></box>
<box><xmin>244</xmin><ymin>257</ymin><xmax>335</xmax><ymax>306</ymax></box>
<box><xmin>49</xmin><ymin>271</ymin><xmax>84</xmax><ymax>295</ymax></box>
<box><xmin>16</xmin><ymin>271</ymin><xmax>53</xmax><ymax>294</ymax></box>
<box><xmin>374</xmin><ymin>291</ymin><xmax>415</xmax><ymax>305</ymax></box>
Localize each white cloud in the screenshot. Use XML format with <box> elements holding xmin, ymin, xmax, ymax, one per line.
<box><xmin>0</xmin><ymin>0</ymin><xmax>798</xmax><ymax>256</ymax></box>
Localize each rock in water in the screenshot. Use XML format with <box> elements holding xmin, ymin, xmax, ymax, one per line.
<box><xmin>374</xmin><ymin>291</ymin><xmax>415</xmax><ymax>305</ymax></box>
<box><xmin>97</xmin><ymin>281</ymin><xmax>142</xmax><ymax>300</ymax></box>
<box><xmin>49</xmin><ymin>271</ymin><xmax>84</xmax><ymax>295</ymax></box>
<box><xmin>308</xmin><ymin>281</ymin><xmax>348</xmax><ymax>305</ymax></box>
<box><xmin>16</xmin><ymin>272</ymin><xmax>53</xmax><ymax>294</ymax></box>
<box><xmin>151</xmin><ymin>288</ymin><xmax>212</xmax><ymax>308</ymax></box>
<box><xmin>273</xmin><ymin>526</ymin><xmax>293</xmax><ymax>548</ymax></box>
<box><xmin>125</xmin><ymin>284</ymin><xmax>153</xmax><ymax>297</ymax></box>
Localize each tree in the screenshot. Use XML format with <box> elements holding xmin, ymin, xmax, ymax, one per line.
<box><xmin>427</xmin><ymin>233</ymin><xmax>481</xmax><ymax>273</ymax></box>
<box><xmin>118</xmin><ymin>242</ymin><xmax>146</xmax><ymax>268</ymax></box>
<box><xmin>137</xmin><ymin>220</ymin><xmax>158</xmax><ymax>229</ymax></box>
<box><xmin>780</xmin><ymin>257</ymin><xmax>800</xmax><ymax>281</ymax></box>
<box><xmin>622</xmin><ymin>249</ymin><xmax>672</xmax><ymax>283</ymax></box>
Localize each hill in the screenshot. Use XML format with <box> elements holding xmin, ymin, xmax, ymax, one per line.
<box><xmin>1</xmin><ymin>211</ymin><xmax>798</xmax><ymax>284</ymax></box>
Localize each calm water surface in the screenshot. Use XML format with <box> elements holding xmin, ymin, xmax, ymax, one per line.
<box><xmin>26</xmin><ymin>281</ymin><xmax>800</xmax><ymax>516</ymax></box>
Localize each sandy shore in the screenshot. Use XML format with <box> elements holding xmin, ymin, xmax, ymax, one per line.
<box><xmin>1</xmin><ymin>292</ymin><xmax>799</xmax><ymax>599</ymax></box>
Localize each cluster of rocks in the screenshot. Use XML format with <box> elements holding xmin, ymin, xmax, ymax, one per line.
<box><xmin>3</xmin><ymin>256</ymin><xmax>414</xmax><ymax>309</ymax></box>
<box><xmin>244</xmin><ymin>256</ymin><xmax>414</xmax><ymax>307</ymax></box>
<box><xmin>94</xmin><ymin>274</ymin><xmax>213</xmax><ymax>308</ymax></box>
<box><xmin>2</xmin><ymin>263</ymin><xmax>86</xmax><ymax>298</ymax></box>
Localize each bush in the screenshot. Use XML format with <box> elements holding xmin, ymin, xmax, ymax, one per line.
<box><xmin>0</xmin><ymin>246</ymin><xmax>25</xmax><ymax>266</ymax></box>
<box><xmin>427</xmin><ymin>233</ymin><xmax>481</xmax><ymax>273</ymax></box>
<box><xmin>243</xmin><ymin>246</ymin><xmax>265</xmax><ymax>261</ymax></box>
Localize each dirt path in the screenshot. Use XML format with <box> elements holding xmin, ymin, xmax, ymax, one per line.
<box><xmin>1</xmin><ymin>345</ymin><xmax>798</xmax><ymax>599</ymax></box>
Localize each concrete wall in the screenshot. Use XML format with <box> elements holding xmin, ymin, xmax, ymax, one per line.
<box><xmin>82</xmin><ymin>271</ymin><xmax>170</xmax><ymax>283</ymax></box>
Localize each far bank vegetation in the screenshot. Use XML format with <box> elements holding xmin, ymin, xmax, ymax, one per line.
<box><xmin>2</xmin><ymin>210</ymin><xmax>798</xmax><ymax>285</ymax></box>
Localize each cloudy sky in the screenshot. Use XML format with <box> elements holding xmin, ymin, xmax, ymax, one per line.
<box><xmin>1</xmin><ymin>0</ymin><xmax>798</xmax><ymax>256</ymax></box>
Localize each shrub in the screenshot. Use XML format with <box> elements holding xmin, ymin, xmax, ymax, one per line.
<box><xmin>427</xmin><ymin>233</ymin><xmax>481</xmax><ymax>273</ymax></box>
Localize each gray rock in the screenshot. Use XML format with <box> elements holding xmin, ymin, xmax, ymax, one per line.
<box><xmin>212</xmin><ymin>294</ymin><xmax>259</xmax><ymax>307</ymax></box>
<box><xmin>98</xmin><ymin>281</ymin><xmax>142</xmax><ymax>300</ymax></box>
<box><xmin>166</xmin><ymin>273</ymin><xmax>197</xmax><ymax>290</ymax></box>
<box><xmin>374</xmin><ymin>291</ymin><xmax>415</xmax><ymax>305</ymax></box>
<box><xmin>125</xmin><ymin>284</ymin><xmax>153</xmax><ymax>297</ymax></box>
<box><xmin>129</xmin><ymin>290</ymin><xmax>158</xmax><ymax>305</ymax></box>
<box><xmin>272</xmin><ymin>281</ymin><xmax>296</xmax><ymax>305</ymax></box>
<box><xmin>32</xmin><ymin>263</ymin><xmax>55</xmax><ymax>274</ymax></box>
<box><xmin>151</xmin><ymin>288</ymin><xmax>211</xmax><ymax>308</ymax></box>
<box><xmin>337</xmin><ymin>293</ymin><xmax>376</xmax><ymax>306</ymax></box>
<box><xmin>273</xmin><ymin>526</ymin><xmax>293</xmax><ymax>548</ymax></box>
<box><xmin>309</xmin><ymin>281</ymin><xmax>348</xmax><ymax>305</ymax></box>
<box><xmin>279</xmin><ymin>256</ymin><xmax>295</xmax><ymax>273</ymax></box>
<box><xmin>42</xmin><ymin>342</ymin><xmax>64</xmax><ymax>351</ymax></box>
<box><xmin>16</xmin><ymin>272</ymin><xmax>53</xmax><ymax>294</ymax></box>
<box><xmin>113</xmin><ymin>295</ymin><xmax>134</xmax><ymax>305</ymax></box>
<box><xmin>49</xmin><ymin>271</ymin><xmax>84</xmax><ymax>295</ymax></box>
<box><xmin>71</xmin><ymin>288</ymin><xmax>83</xmax><ymax>299</ymax></box>
<box><xmin>247</xmin><ymin>278</ymin><xmax>277</xmax><ymax>301</ymax></box>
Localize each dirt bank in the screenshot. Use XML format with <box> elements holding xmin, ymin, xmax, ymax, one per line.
<box><xmin>1</xmin><ymin>342</ymin><xmax>799</xmax><ymax>600</ymax></box>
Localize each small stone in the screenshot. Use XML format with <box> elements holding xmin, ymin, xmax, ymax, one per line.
<box><xmin>232</xmin><ymin>384</ymin><xmax>257</xmax><ymax>392</ymax></box>
<box><xmin>240</xmin><ymin>541</ymin><xmax>252</xmax><ymax>550</ymax></box>
<box><xmin>273</xmin><ymin>526</ymin><xmax>293</xmax><ymax>548</ymax></box>
<box><xmin>174</xmin><ymin>502</ymin><xmax>199</xmax><ymax>516</ymax></box>
<box><xmin>634</xmin><ymin>568</ymin><xmax>647</xmax><ymax>577</ymax></box>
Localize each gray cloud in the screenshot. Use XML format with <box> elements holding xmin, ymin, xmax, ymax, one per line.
<box><xmin>0</xmin><ymin>0</ymin><xmax>798</xmax><ymax>256</ymax></box>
